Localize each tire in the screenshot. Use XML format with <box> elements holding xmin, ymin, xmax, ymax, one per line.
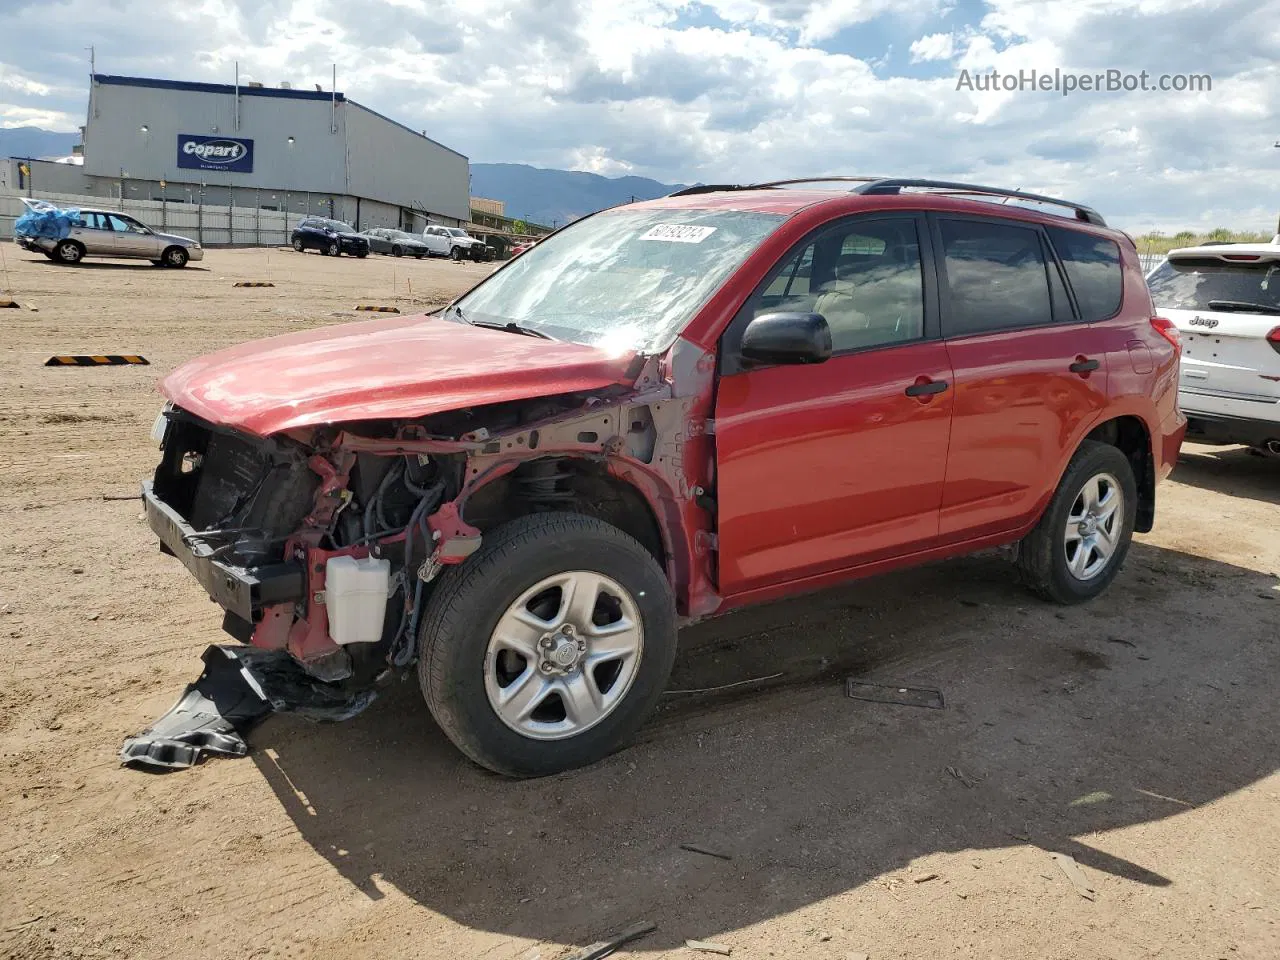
<box><xmin>292</xmin><ymin>237</ymin><xmax>305</xmax><ymax>252</ymax></box>
<box><xmin>418</xmin><ymin>512</ymin><xmax>677</xmax><ymax>778</ymax></box>
<box><xmin>450</xmin><ymin>246</ymin><xmax>462</xmax><ymax>262</ymax></box>
<box><xmin>392</xmin><ymin>245</ymin><xmax>403</xmax><ymax>257</ymax></box>
<box><xmin>1017</xmin><ymin>440</ymin><xmax>1138</xmax><ymax>604</ymax></box>
<box><xmin>415</xmin><ymin>253</ymin><xmax>425</xmax><ymax>259</ymax></box>
<box><xmin>54</xmin><ymin>240</ymin><xmax>84</xmax><ymax>265</ymax></box>
<box><xmin>162</xmin><ymin>246</ymin><xmax>189</xmax><ymax>268</ymax></box>
<box><xmin>325</xmin><ymin>241</ymin><xmax>339</xmax><ymax>257</ymax></box>
<box><xmin>356</xmin><ymin>250</ymin><xmax>368</xmax><ymax>259</ymax></box>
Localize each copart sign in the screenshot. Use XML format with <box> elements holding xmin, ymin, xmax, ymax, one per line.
<box><xmin>177</xmin><ymin>134</ymin><xmax>254</xmax><ymax>173</ymax></box>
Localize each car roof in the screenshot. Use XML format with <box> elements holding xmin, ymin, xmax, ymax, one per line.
<box><xmin>1167</xmin><ymin>237</ymin><xmax>1280</xmax><ymax>262</ymax></box>
<box><xmin>625</xmin><ymin>178</ymin><xmax>1118</xmax><ymax>237</ymax></box>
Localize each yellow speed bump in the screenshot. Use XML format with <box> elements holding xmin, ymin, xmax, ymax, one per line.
<box><xmin>354</xmin><ymin>305</ymin><xmax>400</xmax><ymax>313</ymax></box>
<box><xmin>234</xmin><ymin>281</ymin><xmax>275</xmax><ymax>287</ymax></box>
<box><xmin>46</xmin><ymin>355</ymin><xmax>150</xmax><ymax>367</ymax></box>
<box><xmin>0</xmin><ymin>298</ymin><xmax>20</xmax><ymax>309</ymax></box>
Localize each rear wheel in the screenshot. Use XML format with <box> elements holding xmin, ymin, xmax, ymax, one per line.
<box><xmin>292</xmin><ymin>237</ymin><xmax>305</xmax><ymax>252</ymax></box>
<box><xmin>1017</xmin><ymin>440</ymin><xmax>1137</xmax><ymax>604</ymax></box>
<box><xmin>418</xmin><ymin>513</ymin><xmax>677</xmax><ymax>778</ymax></box>
<box><xmin>54</xmin><ymin>240</ymin><xmax>84</xmax><ymax>264</ymax></box>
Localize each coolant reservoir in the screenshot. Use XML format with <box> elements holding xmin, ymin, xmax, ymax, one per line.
<box><xmin>326</xmin><ymin>555</ymin><xmax>391</xmax><ymax>646</ymax></box>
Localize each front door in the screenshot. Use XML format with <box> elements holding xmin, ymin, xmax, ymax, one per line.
<box><xmin>931</xmin><ymin>215</ymin><xmax>1112</xmax><ymax>541</ymax></box>
<box><xmin>108</xmin><ymin>214</ymin><xmax>158</xmax><ymax>258</ymax></box>
<box><xmin>714</xmin><ymin>214</ymin><xmax>955</xmax><ymax>598</ymax></box>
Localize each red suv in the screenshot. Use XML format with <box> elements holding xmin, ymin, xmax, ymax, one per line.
<box><xmin>144</xmin><ymin>178</ymin><xmax>1186</xmax><ymax>777</ymax></box>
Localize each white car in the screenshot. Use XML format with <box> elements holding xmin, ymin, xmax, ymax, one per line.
<box><xmin>421</xmin><ymin>225</ymin><xmax>493</xmax><ymax>262</ymax></box>
<box><xmin>1147</xmin><ymin>237</ymin><xmax>1280</xmax><ymax>454</ymax></box>
<box><xmin>23</xmin><ymin>208</ymin><xmax>203</xmax><ymax>267</ymax></box>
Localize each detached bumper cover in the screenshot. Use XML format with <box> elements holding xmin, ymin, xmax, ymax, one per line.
<box><xmin>142</xmin><ymin>480</ymin><xmax>304</xmax><ymax>622</ymax></box>
<box><xmin>120</xmin><ymin>645</ymin><xmax>377</xmax><ymax>771</ymax></box>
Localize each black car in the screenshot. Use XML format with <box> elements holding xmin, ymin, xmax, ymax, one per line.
<box><xmin>290</xmin><ymin>218</ymin><xmax>369</xmax><ymax>257</ymax></box>
<box><xmin>359</xmin><ymin>228</ymin><xmax>431</xmax><ymax>258</ymax></box>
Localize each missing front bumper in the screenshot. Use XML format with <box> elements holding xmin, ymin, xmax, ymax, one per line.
<box><xmin>142</xmin><ymin>481</ymin><xmax>304</xmax><ymax>623</ymax></box>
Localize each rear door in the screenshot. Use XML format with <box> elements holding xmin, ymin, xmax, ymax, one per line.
<box><xmin>73</xmin><ymin>212</ymin><xmax>117</xmax><ymax>255</ymax></box>
<box><xmin>714</xmin><ymin>214</ymin><xmax>955</xmax><ymax>597</ymax></box>
<box><xmin>423</xmin><ymin>227</ymin><xmax>448</xmax><ymax>255</ymax></box>
<box><xmin>932</xmin><ymin>214</ymin><xmax>1112</xmax><ymax>542</ymax></box>
<box><xmin>1147</xmin><ymin>253</ymin><xmax>1280</xmax><ymax>415</ymax></box>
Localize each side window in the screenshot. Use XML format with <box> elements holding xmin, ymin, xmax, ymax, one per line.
<box><xmin>84</xmin><ymin>213</ymin><xmax>109</xmax><ymax>230</ymax></box>
<box><xmin>1042</xmin><ymin>235</ymin><xmax>1075</xmax><ymax>323</ymax></box>
<box><xmin>730</xmin><ymin>217</ymin><xmax>926</xmax><ymax>360</ymax></box>
<box><xmin>1047</xmin><ymin>226</ymin><xmax>1123</xmax><ymax>321</ymax></box>
<box><xmin>113</xmin><ymin>215</ymin><xmax>146</xmax><ymax>233</ymax></box>
<box><xmin>939</xmin><ymin>219</ymin><xmax>1052</xmax><ymax>336</ymax></box>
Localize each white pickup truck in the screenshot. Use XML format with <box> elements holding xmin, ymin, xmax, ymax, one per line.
<box><xmin>421</xmin><ymin>225</ymin><xmax>493</xmax><ymax>262</ymax></box>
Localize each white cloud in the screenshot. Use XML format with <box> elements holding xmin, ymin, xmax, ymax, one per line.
<box><xmin>0</xmin><ymin>0</ymin><xmax>1277</xmax><ymax>231</ymax></box>
<box><xmin>909</xmin><ymin>32</ymin><xmax>956</xmax><ymax>62</ymax></box>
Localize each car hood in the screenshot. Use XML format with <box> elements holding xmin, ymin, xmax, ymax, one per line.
<box><xmin>160</xmin><ymin>314</ymin><xmax>639</xmax><ymax>437</ymax></box>
<box><xmin>155</xmin><ymin>231</ymin><xmax>197</xmax><ymax>246</ymax></box>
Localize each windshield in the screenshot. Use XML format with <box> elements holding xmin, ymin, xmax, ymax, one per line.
<box><xmin>454</xmin><ymin>207</ymin><xmax>785</xmax><ymax>352</ymax></box>
<box><xmin>317</xmin><ymin>219</ymin><xmax>353</xmax><ymax>233</ymax></box>
<box><xmin>447</xmin><ymin>228</ymin><xmax>470</xmax><ymax>238</ymax></box>
<box><xmin>1148</xmin><ymin>257</ymin><xmax>1280</xmax><ymax>311</ymax></box>
<box><xmin>388</xmin><ymin>230</ymin><xmax>413</xmax><ymax>240</ymax></box>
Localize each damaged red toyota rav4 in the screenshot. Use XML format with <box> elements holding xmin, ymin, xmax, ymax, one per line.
<box><xmin>141</xmin><ymin>178</ymin><xmax>1186</xmax><ymax>777</ymax></box>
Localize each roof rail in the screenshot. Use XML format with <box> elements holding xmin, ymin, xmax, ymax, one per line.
<box><xmin>750</xmin><ymin>176</ymin><xmax>884</xmax><ymax>189</ymax></box>
<box><xmin>666</xmin><ymin>184</ymin><xmax>753</xmax><ymax>197</ymax></box>
<box><xmin>853</xmin><ymin>178</ymin><xmax>1106</xmax><ymax>227</ymax></box>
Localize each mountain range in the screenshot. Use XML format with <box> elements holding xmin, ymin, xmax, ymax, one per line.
<box><xmin>0</xmin><ymin>127</ymin><xmax>686</xmax><ymax>226</ymax></box>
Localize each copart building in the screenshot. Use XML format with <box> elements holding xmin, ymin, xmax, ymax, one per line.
<box><xmin>12</xmin><ymin>73</ymin><xmax>471</xmax><ymax>229</ymax></box>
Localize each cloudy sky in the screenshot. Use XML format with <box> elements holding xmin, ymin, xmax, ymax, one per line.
<box><xmin>1</xmin><ymin>0</ymin><xmax>1277</xmax><ymax>232</ymax></box>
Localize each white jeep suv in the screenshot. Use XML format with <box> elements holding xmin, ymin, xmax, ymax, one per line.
<box><xmin>1147</xmin><ymin>237</ymin><xmax>1280</xmax><ymax>454</ymax></box>
<box><xmin>421</xmin><ymin>225</ymin><xmax>493</xmax><ymax>262</ymax></box>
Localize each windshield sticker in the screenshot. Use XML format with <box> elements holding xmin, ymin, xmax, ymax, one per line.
<box><xmin>641</xmin><ymin>224</ymin><xmax>717</xmax><ymax>244</ymax></box>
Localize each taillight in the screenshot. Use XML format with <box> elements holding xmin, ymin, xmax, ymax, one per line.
<box><xmin>1267</xmin><ymin>326</ymin><xmax>1280</xmax><ymax>355</ymax></box>
<box><xmin>1151</xmin><ymin>316</ymin><xmax>1180</xmax><ymax>351</ymax></box>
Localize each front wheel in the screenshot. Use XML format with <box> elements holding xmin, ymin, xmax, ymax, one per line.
<box><xmin>418</xmin><ymin>513</ymin><xmax>677</xmax><ymax>778</ymax></box>
<box><xmin>163</xmin><ymin>246</ymin><xmax>189</xmax><ymax>268</ymax></box>
<box><xmin>450</xmin><ymin>246</ymin><xmax>462</xmax><ymax>261</ymax></box>
<box><xmin>1017</xmin><ymin>440</ymin><xmax>1138</xmax><ymax>604</ymax></box>
<box><xmin>392</xmin><ymin>245</ymin><xmax>403</xmax><ymax>257</ymax></box>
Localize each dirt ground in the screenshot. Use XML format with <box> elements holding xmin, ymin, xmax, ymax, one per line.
<box><xmin>0</xmin><ymin>246</ymin><xmax>1276</xmax><ymax>960</ymax></box>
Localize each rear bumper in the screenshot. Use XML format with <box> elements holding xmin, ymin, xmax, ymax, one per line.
<box><xmin>1184</xmin><ymin>412</ymin><xmax>1280</xmax><ymax>448</ymax></box>
<box><xmin>143</xmin><ymin>480</ymin><xmax>304</xmax><ymax>622</ymax></box>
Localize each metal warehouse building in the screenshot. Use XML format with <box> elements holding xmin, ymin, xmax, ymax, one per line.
<box><xmin>24</xmin><ymin>73</ymin><xmax>472</xmax><ymax>231</ymax></box>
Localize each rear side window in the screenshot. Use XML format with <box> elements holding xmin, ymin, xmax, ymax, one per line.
<box><xmin>1147</xmin><ymin>258</ymin><xmax>1280</xmax><ymax>313</ymax></box>
<box><xmin>939</xmin><ymin>219</ymin><xmax>1052</xmax><ymax>335</ymax></box>
<box><xmin>1047</xmin><ymin>227</ymin><xmax>1123</xmax><ymax>320</ymax></box>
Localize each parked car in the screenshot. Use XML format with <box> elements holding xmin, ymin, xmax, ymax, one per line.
<box><xmin>1146</xmin><ymin>238</ymin><xmax>1280</xmax><ymax>454</ymax></box>
<box><xmin>422</xmin><ymin>224</ymin><xmax>493</xmax><ymax>261</ymax></box>
<box><xmin>360</xmin><ymin>228</ymin><xmax>431</xmax><ymax>258</ymax></box>
<box><xmin>22</xmin><ymin>208</ymin><xmax>202</xmax><ymax>267</ymax></box>
<box><xmin>144</xmin><ymin>177</ymin><xmax>1184</xmax><ymax>778</ymax></box>
<box><xmin>291</xmin><ymin>218</ymin><xmax>369</xmax><ymax>257</ymax></box>
<box><xmin>509</xmin><ymin>239</ymin><xmax>538</xmax><ymax>258</ymax></box>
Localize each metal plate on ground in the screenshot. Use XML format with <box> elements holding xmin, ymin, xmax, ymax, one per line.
<box><xmin>845</xmin><ymin>678</ymin><xmax>945</xmax><ymax>709</ymax></box>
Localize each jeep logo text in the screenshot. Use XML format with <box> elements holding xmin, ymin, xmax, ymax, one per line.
<box><xmin>1189</xmin><ymin>316</ymin><xmax>1219</xmax><ymax>328</ymax></box>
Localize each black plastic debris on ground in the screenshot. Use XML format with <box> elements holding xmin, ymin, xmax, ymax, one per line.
<box><xmin>120</xmin><ymin>645</ymin><xmax>377</xmax><ymax>772</ymax></box>
<box><xmin>845</xmin><ymin>678</ymin><xmax>945</xmax><ymax>709</ymax></box>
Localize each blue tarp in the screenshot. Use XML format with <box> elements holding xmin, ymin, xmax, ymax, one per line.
<box><xmin>15</xmin><ymin>201</ymin><xmax>81</xmax><ymax>241</ymax></box>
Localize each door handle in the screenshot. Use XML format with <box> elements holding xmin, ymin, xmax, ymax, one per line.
<box><xmin>1069</xmin><ymin>358</ymin><xmax>1100</xmax><ymax>374</ymax></box>
<box><xmin>905</xmin><ymin>379</ymin><xmax>949</xmax><ymax>397</ymax></box>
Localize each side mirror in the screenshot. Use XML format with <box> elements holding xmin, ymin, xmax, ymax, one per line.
<box><xmin>740</xmin><ymin>312</ymin><xmax>832</xmax><ymax>366</ymax></box>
